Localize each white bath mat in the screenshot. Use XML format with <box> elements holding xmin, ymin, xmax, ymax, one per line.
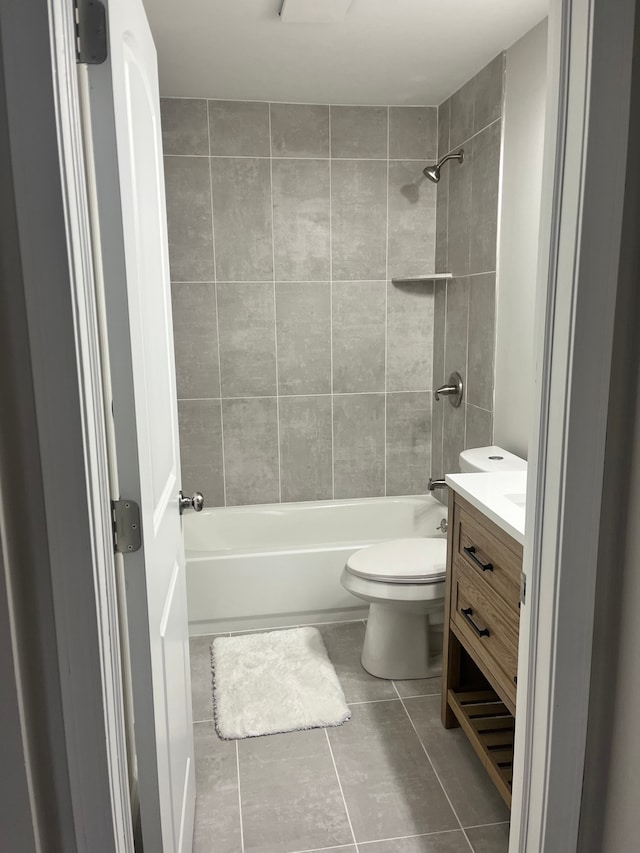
<box><xmin>211</xmin><ymin>627</ymin><xmax>351</xmax><ymax>739</ymax></box>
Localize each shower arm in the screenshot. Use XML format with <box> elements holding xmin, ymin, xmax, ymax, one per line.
<box><xmin>437</xmin><ymin>150</ymin><xmax>464</xmax><ymax>169</ymax></box>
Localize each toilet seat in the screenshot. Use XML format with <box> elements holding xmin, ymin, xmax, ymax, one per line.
<box><xmin>345</xmin><ymin>537</ymin><xmax>447</xmax><ymax>585</ymax></box>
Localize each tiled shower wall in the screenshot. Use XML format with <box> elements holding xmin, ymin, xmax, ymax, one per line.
<box><xmin>162</xmin><ymin>100</ymin><xmax>438</xmax><ymax>506</ymax></box>
<box><xmin>431</xmin><ymin>54</ymin><xmax>505</xmax><ymax>481</ymax></box>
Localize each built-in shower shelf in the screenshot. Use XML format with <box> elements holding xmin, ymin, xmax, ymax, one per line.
<box><xmin>391</xmin><ymin>273</ymin><xmax>452</xmax><ymax>284</ymax></box>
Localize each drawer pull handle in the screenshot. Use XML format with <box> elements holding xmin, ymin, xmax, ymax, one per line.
<box><xmin>461</xmin><ymin>607</ymin><xmax>490</xmax><ymax>638</ymax></box>
<box><xmin>464</xmin><ymin>545</ymin><xmax>493</xmax><ymax>572</ymax></box>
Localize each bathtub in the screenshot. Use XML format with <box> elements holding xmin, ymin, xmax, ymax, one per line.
<box><xmin>184</xmin><ymin>495</ymin><xmax>448</xmax><ymax>635</ymax></box>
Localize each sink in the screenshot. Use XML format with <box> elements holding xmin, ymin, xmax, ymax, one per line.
<box><xmin>505</xmin><ymin>493</ymin><xmax>526</xmax><ymax>509</ymax></box>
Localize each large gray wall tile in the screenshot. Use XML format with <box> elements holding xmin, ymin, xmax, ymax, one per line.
<box><xmin>211</xmin><ymin>158</ymin><xmax>273</xmax><ymax>281</ymax></box>
<box><xmin>387</xmin><ymin>281</ymin><xmax>434</xmax><ymax>392</ymax></box>
<box><xmin>332</xmin><ymin>281</ymin><xmax>386</xmax><ymax>393</ymax></box>
<box><xmin>327</xmin><ymin>702</ymin><xmax>458</xmax><ymax>841</ymax></box>
<box><xmin>238</xmin><ymin>728</ymin><xmax>352</xmax><ymax>853</ymax></box>
<box><xmin>404</xmin><ymin>695</ymin><xmax>510</xmax><ymax>827</ymax></box>
<box><xmin>444</xmin><ymin>277</ymin><xmax>469</xmax><ymax>382</ymax></box>
<box><xmin>172</xmin><ymin>283</ymin><xmax>220</xmax><ymax>400</ymax></box>
<box><xmin>386</xmin><ymin>392</ymin><xmax>431</xmax><ymax>495</ymax></box>
<box><xmin>164</xmin><ymin>156</ymin><xmax>214</xmax><ymax>281</ymax></box>
<box><xmin>465</xmin><ymin>404</ymin><xmax>493</xmax><ymax>450</ymax></box>
<box><xmin>467</xmin><ymin>273</ymin><xmax>496</xmax><ymax>409</ymax></box>
<box><xmin>217</xmin><ymin>282</ymin><xmax>276</xmax><ymax>397</ymax></box>
<box><xmin>438</xmin><ymin>98</ymin><xmax>450</xmax><ymax>158</ymax></box>
<box><xmin>389</xmin><ymin>107</ymin><xmax>437</xmax><ymax>160</ymax></box>
<box><xmin>388</xmin><ymin>160</ymin><xmax>436</xmax><ymax>278</ymax></box>
<box><xmin>270</xmin><ymin>103</ymin><xmax>330</xmax><ymax>158</ymax></box>
<box><xmin>276</xmin><ymin>282</ymin><xmax>331</xmax><ymax>395</ymax></box>
<box><xmin>208</xmin><ymin>100</ymin><xmax>270</xmax><ymax>157</ymax></box>
<box><xmin>435</xmin><ymin>168</ymin><xmax>448</xmax><ymax>274</ymax></box>
<box><xmin>443</xmin><ymin>402</ymin><xmax>465</xmax><ymax>476</ymax></box>
<box><xmin>161</xmin><ymin>98</ymin><xmax>209</xmax><ymax>156</ymax></box>
<box><xmin>331</xmin><ymin>159</ymin><xmax>387</xmax><ymax>280</ymax></box>
<box><xmin>272</xmin><ymin>159</ymin><xmax>330</xmax><ymax>281</ymax></box>
<box><xmin>431</xmin><ymin>399</ymin><xmax>444</xmax><ymax>479</ymax></box>
<box><xmin>193</xmin><ymin>722</ymin><xmax>242</xmax><ymax>853</ymax></box>
<box><xmin>432</xmin><ymin>280</ymin><xmax>446</xmax><ymax>389</ymax></box>
<box><xmin>279</xmin><ymin>396</ymin><xmax>332</xmax><ymax>502</ymax></box>
<box><xmin>473</xmin><ymin>53</ymin><xmax>505</xmax><ymax>133</ymax></box>
<box><xmin>333</xmin><ymin>394</ymin><xmax>385</xmax><ymax>498</ymax></box>
<box><xmin>449</xmin><ymin>78</ymin><xmax>474</xmax><ymax>150</ymax></box>
<box><xmin>446</xmin><ymin>147</ymin><xmax>472</xmax><ymax>277</ymax></box>
<box><xmin>222</xmin><ymin>397</ymin><xmax>279</xmax><ymax>505</ymax></box>
<box><xmin>470</xmin><ymin>121</ymin><xmax>501</xmax><ymax>274</ymax></box>
<box><xmin>178</xmin><ymin>400</ymin><xmax>224</xmax><ymax>506</ymax></box>
<box><xmin>331</xmin><ymin>106</ymin><xmax>388</xmax><ymax>159</ymax></box>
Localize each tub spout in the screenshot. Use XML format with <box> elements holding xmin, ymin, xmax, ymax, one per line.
<box><xmin>428</xmin><ymin>478</ymin><xmax>447</xmax><ymax>491</ymax></box>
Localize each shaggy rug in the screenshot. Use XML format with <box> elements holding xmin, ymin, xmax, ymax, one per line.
<box><xmin>211</xmin><ymin>627</ymin><xmax>351</xmax><ymax>739</ymax></box>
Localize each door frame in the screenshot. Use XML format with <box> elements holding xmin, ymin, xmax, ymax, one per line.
<box><xmin>0</xmin><ymin>0</ymin><xmax>133</xmax><ymax>851</ymax></box>
<box><xmin>509</xmin><ymin>0</ymin><xmax>637</xmax><ymax>850</ymax></box>
<box><xmin>0</xmin><ymin>0</ymin><xmax>636</xmax><ymax>851</ymax></box>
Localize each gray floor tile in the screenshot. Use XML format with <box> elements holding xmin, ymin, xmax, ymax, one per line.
<box><xmin>403</xmin><ymin>696</ymin><xmax>510</xmax><ymax>828</ymax></box>
<box><xmin>238</xmin><ymin>728</ymin><xmax>353</xmax><ymax>853</ymax></box>
<box><xmin>466</xmin><ymin>823</ymin><xmax>510</xmax><ymax>853</ymax></box>
<box><xmin>327</xmin><ymin>702</ymin><xmax>459</xmax><ymax>842</ymax></box>
<box><xmin>190</xmin><ymin>636</ymin><xmax>216</xmax><ymax>722</ymax></box>
<box><xmin>393</xmin><ymin>677</ymin><xmax>442</xmax><ymax>699</ymax></box>
<box><xmin>193</xmin><ymin>722</ymin><xmax>242</xmax><ymax>853</ymax></box>
<box><xmin>360</xmin><ymin>831</ymin><xmax>470</xmax><ymax>853</ymax></box>
<box><xmin>317</xmin><ymin>622</ymin><xmax>398</xmax><ymax>703</ymax></box>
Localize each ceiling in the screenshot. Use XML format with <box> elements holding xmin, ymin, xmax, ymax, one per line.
<box><xmin>142</xmin><ymin>0</ymin><xmax>548</xmax><ymax>106</ymax></box>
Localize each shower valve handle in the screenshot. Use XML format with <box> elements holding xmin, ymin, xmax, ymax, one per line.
<box><xmin>434</xmin><ymin>371</ymin><xmax>464</xmax><ymax>407</ymax></box>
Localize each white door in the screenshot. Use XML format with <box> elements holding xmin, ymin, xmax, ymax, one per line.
<box><xmin>82</xmin><ymin>0</ymin><xmax>196</xmax><ymax>850</ymax></box>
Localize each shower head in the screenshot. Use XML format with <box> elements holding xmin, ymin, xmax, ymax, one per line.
<box><xmin>423</xmin><ymin>149</ymin><xmax>464</xmax><ymax>183</ymax></box>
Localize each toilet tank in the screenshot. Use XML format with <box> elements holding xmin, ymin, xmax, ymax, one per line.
<box><xmin>459</xmin><ymin>445</ymin><xmax>527</xmax><ymax>474</ymax></box>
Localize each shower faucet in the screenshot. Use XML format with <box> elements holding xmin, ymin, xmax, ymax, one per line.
<box><xmin>435</xmin><ymin>371</ymin><xmax>464</xmax><ymax>407</ymax></box>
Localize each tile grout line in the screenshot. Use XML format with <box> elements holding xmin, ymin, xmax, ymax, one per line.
<box><xmin>268</xmin><ymin>103</ymin><xmax>283</xmax><ymax>503</ymax></box>
<box><xmin>285</xmin><ymin>825</ymin><xmax>478</xmax><ymax>853</ymax></box>
<box><xmin>171</xmin><ymin>272</ymin><xmax>495</xmax><ymax>285</ymax></box>
<box><xmin>235</xmin><ymin>739</ymin><xmax>246</xmax><ymax>853</ymax></box>
<box><xmin>207</xmin><ymin>100</ymin><xmax>228</xmax><ymax>507</ymax></box>
<box><xmin>165</xmin><ymin>153</ymin><xmax>441</xmax><ymax>163</ymax></box>
<box><xmin>444</xmin><ymin>115</ymin><xmax>502</xmax><ymax>160</ymax></box>
<box><xmin>324</xmin><ymin>728</ymin><xmax>360</xmax><ymax>853</ymax></box>
<box><xmin>329</xmin><ymin>106</ymin><xmax>335</xmax><ymax>500</ymax></box>
<box><xmin>392</xmin><ymin>683</ymin><xmax>475</xmax><ymax>852</ymax></box>
<box><xmin>384</xmin><ymin>106</ymin><xmax>390</xmax><ymax>498</ymax></box>
<box><xmin>178</xmin><ymin>391</ymin><xmax>431</xmax><ymax>402</ymax></box>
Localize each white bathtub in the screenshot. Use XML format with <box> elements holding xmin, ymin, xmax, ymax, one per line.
<box><xmin>184</xmin><ymin>495</ymin><xmax>448</xmax><ymax>635</ymax></box>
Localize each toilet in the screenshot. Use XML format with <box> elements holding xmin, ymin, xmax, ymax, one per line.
<box><xmin>340</xmin><ymin>445</ymin><xmax>527</xmax><ymax>680</ymax></box>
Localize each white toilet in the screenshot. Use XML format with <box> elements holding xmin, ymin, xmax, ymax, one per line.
<box><xmin>340</xmin><ymin>445</ymin><xmax>527</xmax><ymax>680</ymax></box>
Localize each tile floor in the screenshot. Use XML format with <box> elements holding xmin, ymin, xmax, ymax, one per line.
<box><xmin>190</xmin><ymin>621</ymin><xmax>510</xmax><ymax>853</ymax></box>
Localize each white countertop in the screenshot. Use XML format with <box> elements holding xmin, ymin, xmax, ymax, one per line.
<box><xmin>445</xmin><ymin>471</ymin><xmax>527</xmax><ymax>545</ymax></box>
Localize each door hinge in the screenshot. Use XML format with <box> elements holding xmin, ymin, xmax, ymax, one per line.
<box><xmin>520</xmin><ymin>572</ymin><xmax>527</xmax><ymax>607</ymax></box>
<box><xmin>112</xmin><ymin>499</ymin><xmax>142</xmax><ymax>554</ymax></box>
<box><xmin>74</xmin><ymin>0</ymin><xmax>108</xmax><ymax>65</ymax></box>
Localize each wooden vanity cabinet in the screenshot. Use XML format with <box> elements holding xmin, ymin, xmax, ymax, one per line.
<box><xmin>442</xmin><ymin>489</ymin><xmax>524</xmax><ymax>808</ymax></box>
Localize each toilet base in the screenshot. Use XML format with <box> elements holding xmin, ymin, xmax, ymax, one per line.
<box><xmin>361</xmin><ymin>602</ymin><xmax>441</xmax><ymax>680</ymax></box>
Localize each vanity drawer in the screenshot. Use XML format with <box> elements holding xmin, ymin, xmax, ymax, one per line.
<box><xmin>451</xmin><ymin>557</ymin><xmax>519</xmax><ymax>709</ymax></box>
<box><xmin>453</xmin><ymin>500</ymin><xmax>522</xmax><ymax>613</ymax></box>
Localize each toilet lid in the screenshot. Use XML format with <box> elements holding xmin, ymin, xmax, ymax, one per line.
<box><xmin>346</xmin><ymin>538</ymin><xmax>447</xmax><ymax>584</ymax></box>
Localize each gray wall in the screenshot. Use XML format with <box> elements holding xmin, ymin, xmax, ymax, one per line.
<box><xmin>494</xmin><ymin>21</ymin><xmax>547</xmax><ymax>459</ymax></box>
<box><xmin>431</xmin><ymin>54</ymin><xmax>505</xmax><ymax>478</ymax></box>
<box><xmin>162</xmin><ymin>99</ymin><xmax>438</xmax><ymax>506</ymax></box>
